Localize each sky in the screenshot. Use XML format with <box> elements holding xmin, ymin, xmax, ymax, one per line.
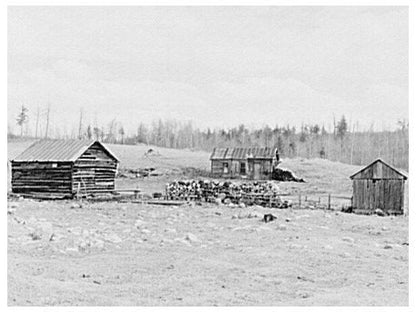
<box><xmin>8</xmin><ymin>6</ymin><xmax>408</xmax><ymax>135</ymax></box>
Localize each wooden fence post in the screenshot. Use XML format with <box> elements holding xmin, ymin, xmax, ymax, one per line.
<box><xmin>328</xmin><ymin>194</ymin><xmax>331</xmax><ymax>210</ymax></box>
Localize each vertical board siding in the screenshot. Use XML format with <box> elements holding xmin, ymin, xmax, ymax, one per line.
<box><xmin>211</xmin><ymin>158</ymin><xmax>273</xmax><ymax>180</ymax></box>
<box><xmin>352</xmin><ymin>159</ymin><xmax>406</xmax><ymax>215</ymax></box>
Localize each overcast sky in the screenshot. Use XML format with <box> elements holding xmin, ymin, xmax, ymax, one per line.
<box><xmin>8</xmin><ymin>6</ymin><xmax>408</xmax><ymax>135</ymax></box>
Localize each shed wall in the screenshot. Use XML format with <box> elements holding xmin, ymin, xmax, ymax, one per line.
<box><xmin>352</xmin><ymin>179</ymin><xmax>405</xmax><ymax>214</ymax></box>
<box><xmin>211</xmin><ymin>158</ymin><xmax>273</xmax><ymax>180</ymax></box>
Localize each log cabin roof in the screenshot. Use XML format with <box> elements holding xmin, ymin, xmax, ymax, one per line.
<box><xmin>12</xmin><ymin>139</ymin><xmax>120</xmax><ymax>163</ymax></box>
<box><xmin>210</xmin><ymin>147</ymin><xmax>276</xmax><ymax>160</ymax></box>
<box><xmin>350</xmin><ymin>158</ymin><xmax>407</xmax><ymax>180</ymax></box>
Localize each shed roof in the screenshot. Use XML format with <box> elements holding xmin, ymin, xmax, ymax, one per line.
<box><xmin>12</xmin><ymin>139</ymin><xmax>120</xmax><ymax>163</ymax></box>
<box><xmin>210</xmin><ymin>147</ymin><xmax>276</xmax><ymax>160</ymax></box>
<box><xmin>350</xmin><ymin>158</ymin><xmax>407</xmax><ymax>180</ymax></box>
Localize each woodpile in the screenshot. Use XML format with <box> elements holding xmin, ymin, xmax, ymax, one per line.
<box><xmin>165</xmin><ymin>180</ymin><xmax>291</xmax><ymax>208</ymax></box>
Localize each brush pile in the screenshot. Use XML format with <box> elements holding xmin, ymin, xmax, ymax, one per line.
<box><xmin>272</xmin><ymin>167</ymin><xmax>305</xmax><ymax>182</ymax></box>
<box><xmin>165</xmin><ymin>180</ymin><xmax>291</xmax><ymax>208</ymax></box>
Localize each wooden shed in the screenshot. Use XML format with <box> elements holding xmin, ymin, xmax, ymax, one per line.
<box><xmin>11</xmin><ymin>139</ymin><xmax>119</xmax><ymax>198</ymax></box>
<box><xmin>350</xmin><ymin>158</ymin><xmax>407</xmax><ymax>215</ymax></box>
<box><xmin>210</xmin><ymin>147</ymin><xmax>279</xmax><ymax>180</ymax></box>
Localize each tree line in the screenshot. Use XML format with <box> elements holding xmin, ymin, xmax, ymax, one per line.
<box><xmin>10</xmin><ymin>105</ymin><xmax>409</xmax><ymax>170</ymax></box>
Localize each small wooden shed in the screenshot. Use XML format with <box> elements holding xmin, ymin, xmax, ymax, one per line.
<box><xmin>210</xmin><ymin>147</ymin><xmax>279</xmax><ymax>180</ymax></box>
<box><xmin>11</xmin><ymin>139</ymin><xmax>119</xmax><ymax>198</ymax></box>
<box><xmin>350</xmin><ymin>158</ymin><xmax>407</xmax><ymax>215</ymax></box>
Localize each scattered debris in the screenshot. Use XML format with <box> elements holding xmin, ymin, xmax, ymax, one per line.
<box><xmin>153</xmin><ymin>192</ymin><xmax>163</xmax><ymax>199</ymax></box>
<box><xmin>297</xmin><ymin>276</ymin><xmax>314</xmax><ymax>283</ymax></box>
<box><xmin>263</xmin><ymin>214</ymin><xmax>277</xmax><ymax>223</ymax></box>
<box><xmin>342</xmin><ymin>237</ymin><xmax>355</xmax><ymax>243</ymax></box>
<box><xmin>375</xmin><ymin>208</ymin><xmax>386</xmax><ymax>217</ymax></box>
<box><xmin>29</xmin><ymin>231</ymin><xmax>42</xmax><ymax>241</ymax></box>
<box><xmin>185</xmin><ymin>233</ymin><xmax>200</xmax><ymax>243</ymax></box>
<box><xmin>341</xmin><ymin>206</ymin><xmax>354</xmax><ymax>213</ymax></box>
<box><xmin>70</xmin><ymin>203</ymin><xmax>82</xmax><ymax>209</ymax></box>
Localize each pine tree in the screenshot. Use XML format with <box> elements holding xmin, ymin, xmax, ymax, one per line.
<box><xmin>16</xmin><ymin>105</ymin><xmax>29</xmax><ymax>137</ymax></box>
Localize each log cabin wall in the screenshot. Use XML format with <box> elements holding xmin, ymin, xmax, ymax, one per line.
<box><xmin>72</xmin><ymin>142</ymin><xmax>118</xmax><ymax>195</ymax></box>
<box><xmin>11</xmin><ymin>161</ymin><xmax>73</xmax><ymax>194</ymax></box>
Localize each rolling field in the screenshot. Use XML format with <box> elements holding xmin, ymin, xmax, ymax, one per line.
<box><xmin>7</xmin><ymin>139</ymin><xmax>363</xmax><ymax>202</ymax></box>
<box><xmin>7</xmin><ymin>139</ymin><xmax>409</xmax><ymax>306</ymax></box>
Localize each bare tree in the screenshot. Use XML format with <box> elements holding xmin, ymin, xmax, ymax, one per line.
<box><xmin>119</xmin><ymin>126</ymin><xmax>125</xmax><ymax>144</ymax></box>
<box><xmin>86</xmin><ymin>125</ymin><xmax>93</xmax><ymax>140</ymax></box>
<box><xmin>35</xmin><ymin>106</ymin><xmax>40</xmax><ymax>138</ymax></box>
<box><xmin>78</xmin><ymin>108</ymin><xmax>84</xmax><ymax>139</ymax></box>
<box><xmin>44</xmin><ymin>103</ymin><xmax>50</xmax><ymax>139</ymax></box>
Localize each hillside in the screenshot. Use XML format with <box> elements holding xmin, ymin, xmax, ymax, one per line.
<box><xmin>7</xmin><ymin>139</ymin><xmax>359</xmax><ymax>196</ymax></box>
<box><xmin>8</xmin><ymin>139</ymin><xmax>409</xmax><ymax>209</ymax></box>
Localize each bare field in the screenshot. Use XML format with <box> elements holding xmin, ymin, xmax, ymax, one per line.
<box><xmin>8</xmin><ymin>199</ymin><xmax>408</xmax><ymax>306</ymax></box>
<box><xmin>7</xmin><ymin>140</ymin><xmax>409</xmax><ymax>306</ymax></box>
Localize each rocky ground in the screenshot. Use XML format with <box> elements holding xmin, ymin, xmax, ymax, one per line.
<box><xmin>8</xmin><ymin>198</ymin><xmax>408</xmax><ymax>306</ymax></box>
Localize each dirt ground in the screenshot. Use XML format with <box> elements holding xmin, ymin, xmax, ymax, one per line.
<box><xmin>8</xmin><ymin>197</ymin><xmax>408</xmax><ymax>306</ymax></box>
<box><xmin>7</xmin><ymin>140</ymin><xmax>409</xmax><ymax>306</ymax></box>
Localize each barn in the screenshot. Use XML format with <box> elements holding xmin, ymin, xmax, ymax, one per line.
<box><xmin>11</xmin><ymin>139</ymin><xmax>119</xmax><ymax>198</ymax></box>
<box><xmin>210</xmin><ymin>147</ymin><xmax>279</xmax><ymax>180</ymax></box>
<box><xmin>350</xmin><ymin>158</ymin><xmax>407</xmax><ymax>215</ymax></box>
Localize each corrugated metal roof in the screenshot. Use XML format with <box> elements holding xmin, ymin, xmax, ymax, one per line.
<box><xmin>12</xmin><ymin>139</ymin><xmax>119</xmax><ymax>162</ymax></box>
<box><xmin>210</xmin><ymin>148</ymin><xmax>231</xmax><ymax>160</ymax></box>
<box><xmin>210</xmin><ymin>147</ymin><xmax>276</xmax><ymax>160</ymax></box>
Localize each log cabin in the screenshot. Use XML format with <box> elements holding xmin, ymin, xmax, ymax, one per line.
<box><xmin>350</xmin><ymin>158</ymin><xmax>407</xmax><ymax>215</ymax></box>
<box><xmin>11</xmin><ymin>139</ymin><xmax>119</xmax><ymax>198</ymax></box>
<box><xmin>210</xmin><ymin>147</ymin><xmax>279</xmax><ymax>180</ymax></box>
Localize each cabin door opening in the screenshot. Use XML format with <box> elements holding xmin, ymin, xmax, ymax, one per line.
<box><xmin>223</xmin><ymin>162</ymin><xmax>229</xmax><ymax>174</ymax></box>
<box><xmin>240</xmin><ymin>162</ymin><xmax>246</xmax><ymax>175</ymax></box>
<box><xmin>254</xmin><ymin>163</ymin><xmax>261</xmax><ymax>180</ymax></box>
